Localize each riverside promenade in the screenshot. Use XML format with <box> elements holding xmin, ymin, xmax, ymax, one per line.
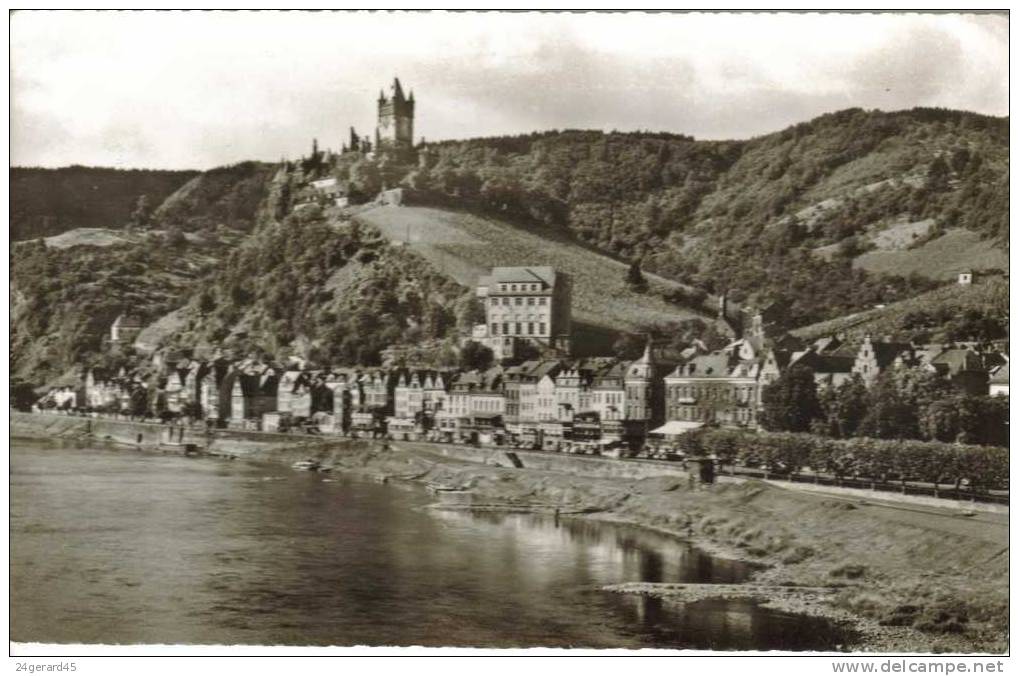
<box><xmin>12</xmin><ymin>411</ymin><xmax>1008</xmax><ymax>517</ymax></box>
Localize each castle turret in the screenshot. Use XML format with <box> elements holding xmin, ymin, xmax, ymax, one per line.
<box><xmin>375</xmin><ymin>77</ymin><xmax>415</xmax><ymax>155</ymax></box>
<box><xmin>625</xmin><ymin>337</ymin><xmax>656</xmax><ymax>423</ymax></box>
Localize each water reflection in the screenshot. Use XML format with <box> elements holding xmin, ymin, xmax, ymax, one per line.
<box><xmin>11</xmin><ymin>444</ymin><xmax>852</xmax><ymax>649</ymax></box>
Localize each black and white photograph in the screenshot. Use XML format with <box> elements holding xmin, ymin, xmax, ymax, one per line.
<box><xmin>7</xmin><ymin>8</ymin><xmax>1011</xmax><ymax>663</ymax></box>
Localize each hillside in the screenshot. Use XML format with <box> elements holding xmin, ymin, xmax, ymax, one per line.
<box><xmin>10</xmin><ymin>107</ymin><xmax>1010</xmax><ymax>385</ymax></box>
<box><xmin>851</xmin><ymin>228</ymin><xmax>1008</xmax><ymax>280</ymax></box>
<box><xmin>790</xmin><ymin>276</ymin><xmax>1008</xmax><ymax>344</ymax></box>
<box><xmin>159</xmin><ymin>205</ymin><xmax>469</xmax><ymax>367</ymax></box>
<box><xmin>10</xmin><ymin>166</ymin><xmax>198</xmax><ymax>241</ymax></box>
<box><xmin>354</xmin><ymin>205</ymin><xmax>716</xmax><ymax>351</ymax></box>
<box><xmin>411</xmin><ymin>108</ymin><xmax>1007</xmax><ymax>328</ymax></box>
<box><xmin>152</xmin><ymin>161</ymin><xmax>277</xmax><ymax>232</ymax></box>
<box><xmin>10</xmin><ymin>230</ymin><xmax>240</xmax><ymax>386</ymax></box>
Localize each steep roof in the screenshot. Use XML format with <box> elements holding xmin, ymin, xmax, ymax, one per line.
<box><xmin>795</xmin><ymin>351</ymin><xmax>855</xmax><ymax>374</ymax></box>
<box><xmin>669</xmin><ymin>353</ymin><xmax>731</xmax><ymax>378</ymax></box>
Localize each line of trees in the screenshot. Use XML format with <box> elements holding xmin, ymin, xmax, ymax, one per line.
<box><xmin>761</xmin><ymin>365</ymin><xmax>1008</xmax><ymax>447</ymax></box>
<box><xmin>680</xmin><ymin>427</ymin><xmax>1009</xmax><ymax>493</ymax></box>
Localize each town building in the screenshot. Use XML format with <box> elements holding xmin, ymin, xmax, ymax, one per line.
<box><xmin>474</xmin><ymin>266</ymin><xmax>572</xmax><ymax>360</ymax></box>
<box><xmin>624</xmin><ymin>341</ymin><xmax>660</xmax><ymax>425</ymax></box>
<box><xmin>277</xmin><ymin>370</ymin><xmax>314</xmax><ymax>419</ymax></box>
<box><xmin>852</xmin><ymin>335</ymin><xmax>913</xmax><ymax>385</ymax></box>
<box><xmin>789</xmin><ymin>349</ymin><xmax>856</xmax><ymax>389</ymax></box>
<box><xmin>663</xmin><ymin>345</ymin><xmax>760</xmax><ymax>428</ymax></box>
<box><xmin>110</xmin><ymin>314</ymin><xmax>143</xmax><ymax>345</ymax></box>
<box><xmin>925</xmin><ymin>348</ymin><xmax>990</xmax><ymax>396</ymax></box>
<box><xmin>439</xmin><ymin>368</ymin><xmax>505</xmax><ymax>443</ymax></box>
<box><xmin>989</xmin><ymin>361</ymin><xmax>1009</xmax><ymax>397</ymax></box>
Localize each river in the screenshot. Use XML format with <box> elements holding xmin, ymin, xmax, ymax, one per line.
<box><xmin>10</xmin><ymin>442</ymin><xmax>851</xmax><ymax>649</ymax></box>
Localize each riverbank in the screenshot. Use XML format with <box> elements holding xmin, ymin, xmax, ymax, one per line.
<box><xmin>12</xmin><ymin>414</ymin><xmax>1007</xmax><ymax>653</ymax></box>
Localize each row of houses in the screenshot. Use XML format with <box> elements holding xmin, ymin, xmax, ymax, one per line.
<box><xmin>661</xmin><ymin>333</ymin><xmax>1009</xmax><ymax>431</ymax></box>
<box><xmin>40</xmin><ymin>328</ymin><xmax>1008</xmax><ymax>451</ymax></box>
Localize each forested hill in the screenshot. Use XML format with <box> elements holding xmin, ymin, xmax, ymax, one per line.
<box><xmin>10</xmin><ymin>166</ymin><xmax>199</xmax><ymax>241</ymax></box>
<box><xmin>410</xmin><ymin>107</ymin><xmax>1008</xmax><ymax>326</ymax></box>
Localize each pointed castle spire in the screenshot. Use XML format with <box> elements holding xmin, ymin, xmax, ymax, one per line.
<box><xmin>638</xmin><ymin>336</ymin><xmax>654</xmax><ymax>365</ymax></box>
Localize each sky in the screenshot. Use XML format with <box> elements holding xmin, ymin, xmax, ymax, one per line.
<box><xmin>10</xmin><ymin>11</ymin><xmax>1009</xmax><ymax>170</ymax></box>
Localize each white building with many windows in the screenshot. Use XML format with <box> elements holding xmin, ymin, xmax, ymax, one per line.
<box><xmin>473</xmin><ymin>266</ymin><xmax>572</xmax><ymax>360</ymax></box>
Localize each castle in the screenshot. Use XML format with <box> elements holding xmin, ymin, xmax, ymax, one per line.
<box><xmin>342</xmin><ymin>77</ymin><xmax>416</xmax><ymax>158</ymax></box>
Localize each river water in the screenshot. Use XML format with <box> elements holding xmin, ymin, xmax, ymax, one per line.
<box><xmin>11</xmin><ymin>442</ymin><xmax>851</xmax><ymax>649</ymax></box>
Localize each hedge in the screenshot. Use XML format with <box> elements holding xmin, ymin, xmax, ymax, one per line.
<box><xmin>687</xmin><ymin>428</ymin><xmax>1009</xmax><ymax>492</ymax></box>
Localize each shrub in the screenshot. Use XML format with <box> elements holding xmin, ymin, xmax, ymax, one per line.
<box><xmin>695</xmin><ymin>428</ymin><xmax>1008</xmax><ymax>491</ymax></box>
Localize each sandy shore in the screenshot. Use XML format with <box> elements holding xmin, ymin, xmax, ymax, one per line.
<box><xmin>314</xmin><ymin>442</ymin><xmax>1007</xmax><ymax>653</ymax></box>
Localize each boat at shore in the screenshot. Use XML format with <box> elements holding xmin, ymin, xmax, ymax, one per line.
<box><xmin>159</xmin><ymin>441</ymin><xmax>202</xmax><ymax>456</ymax></box>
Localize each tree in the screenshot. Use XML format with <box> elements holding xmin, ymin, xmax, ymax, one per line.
<box><xmin>760</xmin><ymin>364</ymin><xmax>822</xmax><ymax>432</ymax></box>
<box><xmin>10</xmin><ymin>378</ymin><xmax>38</xmax><ymax>411</ymax></box>
<box><xmin>453</xmin><ymin>293</ymin><xmax>486</xmax><ymax>331</ymax></box>
<box><xmin>925</xmin><ymin>156</ymin><xmax>951</xmax><ymax>192</ymax></box>
<box><xmin>129</xmin><ymin>194</ymin><xmax>153</xmax><ymax>230</ymax></box>
<box><xmin>165</xmin><ymin>225</ymin><xmax>188</xmax><ymax>248</ymax></box>
<box><xmin>513</xmin><ymin>341</ymin><xmax>541</xmax><ymax>362</ymax></box>
<box><xmin>348</xmin><ymin>160</ymin><xmax>382</xmax><ymax>201</ymax></box>
<box><xmin>197</xmin><ymin>289</ymin><xmax>216</xmax><ymax>315</ymax></box>
<box><xmin>859</xmin><ymin>373</ymin><xmax>918</xmax><ymax>439</ymax></box>
<box><xmin>626</xmin><ymin>259</ymin><xmax>647</xmax><ymax>289</ymax></box>
<box><xmin>920</xmin><ymin>395</ymin><xmax>1009</xmax><ymax>446</ymax></box>
<box><xmin>459</xmin><ymin>341</ymin><xmax>494</xmax><ymax>371</ymax></box>
<box><xmin>819</xmin><ymin>375</ymin><xmax>869</xmax><ymax>438</ymax></box>
<box><xmin>613</xmin><ymin>332</ymin><xmax>645</xmax><ymax>360</ymax></box>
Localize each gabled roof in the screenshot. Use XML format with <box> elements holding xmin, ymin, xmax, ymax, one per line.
<box><xmin>669</xmin><ymin>353</ymin><xmax>731</xmax><ymax>379</ymax></box>
<box><xmin>764</xmin><ymin>349</ymin><xmax>794</xmax><ymax>371</ymax></box>
<box><xmin>113</xmin><ymin>314</ymin><xmax>144</xmax><ymax>328</ymax></box>
<box><xmin>928</xmin><ymin>349</ymin><xmax>986</xmax><ymax>375</ymax></box>
<box><xmin>860</xmin><ymin>340</ymin><xmax>913</xmax><ymax>369</ymax></box>
<box><xmin>812</xmin><ymin>335</ymin><xmax>842</xmax><ymax>353</ymax></box>
<box><xmin>479</xmin><ymin>266</ymin><xmax>557</xmax><ymax>289</ymax></box>
<box><xmin>794</xmin><ymin>350</ymin><xmax>855</xmax><ymax>375</ymax></box>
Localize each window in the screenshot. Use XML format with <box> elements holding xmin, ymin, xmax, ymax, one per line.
<box><xmin>538</xmin><ymin>297</ymin><xmax>547</xmax><ymax>306</ymax></box>
<box><xmin>491</xmin><ymin>323</ymin><xmax>499</xmax><ymax>335</ymax></box>
<box><xmin>539</xmin><ymin>322</ymin><xmax>546</xmax><ymax>335</ymax></box>
<box><xmin>502</xmin><ymin>322</ymin><xmax>510</xmax><ymax>334</ymax></box>
<box><xmin>516</xmin><ymin>322</ymin><xmax>522</xmax><ymax>335</ymax></box>
<box><xmin>527</xmin><ymin>297</ymin><xmax>535</xmax><ymax>306</ymax></box>
<box><xmin>528</xmin><ymin>322</ymin><xmax>534</xmax><ymax>335</ymax></box>
<box><xmin>515</xmin><ymin>297</ymin><xmax>523</xmax><ymax>306</ymax></box>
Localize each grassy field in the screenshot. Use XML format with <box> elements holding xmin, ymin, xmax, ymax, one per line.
<box><xmin>791</xmin><ymin>276</ymin><xmax>1008</xmax><ymax>341</ymax></box>
<box><xmin>853</xmin><ymin>228</ymin><xmax>1007</xmax><ymax>280</ymax></box>
<box><xmin>354</xmin><ymin>206</ymin><xmax>715</xmax><ymax>338</ymax></box>
<box><xmin>41</xmin><ymin>227</ymin><xmax>138</xmax><ymax>249</ymax></box>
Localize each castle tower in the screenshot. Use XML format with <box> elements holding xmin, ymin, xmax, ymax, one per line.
<box><xmin>375</xmin><ymin>77</ymin><xmax>415</xmax><ymax>155</ymax></box>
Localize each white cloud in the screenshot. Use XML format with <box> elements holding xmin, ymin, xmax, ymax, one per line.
<box><xmin>10</xmin><ymin>11</ymin><xmax>1008</xmax><ymax>169</ymax></box>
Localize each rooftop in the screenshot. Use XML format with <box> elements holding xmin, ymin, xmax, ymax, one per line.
<box><xmin>478</xmin><ymin>266</ymin><xmax>557</xmax><ymax>290</ymax></box>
